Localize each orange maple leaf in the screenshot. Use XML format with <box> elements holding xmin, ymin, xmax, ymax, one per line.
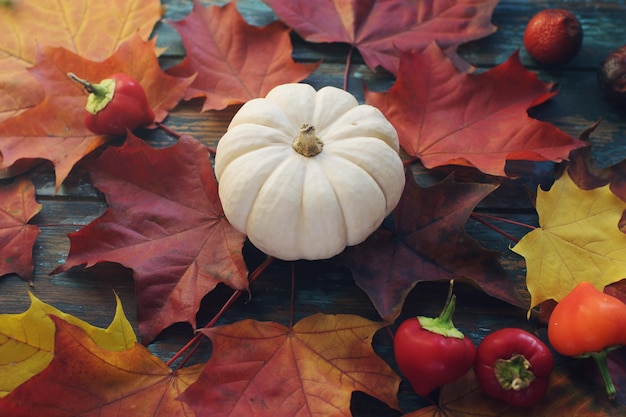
<box><xmin>0</xmin><ymin>316</ymin><xmax>202</xmax><ymax>417</ymax></box>
<box><xmin>0</xmin><ymin>178</ymin><xmax>41</xmax><ymax>283</ymax></box>
<box><xmin>167</xmin><ymin>0</ymin><xmax>319</xmax><ymax>111</ymax></box>
<box><xmin>181</xmin><ymin>314</ymin><xmax>401</xmax><ymax>417</ymax></box>
<box><xmin>0</xmin><ymin>35</ymin><xmax>193</xmax><ymax>190</ymax></box>
<box><xmin>0</xmin><ymin>0</ymin><xmax>162</xmax><ymax>121</ymax></box>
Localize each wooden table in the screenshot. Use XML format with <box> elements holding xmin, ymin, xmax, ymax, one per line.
<box><xmin>1</xmin><ymin>0</ymin><xmax>625</xmax><ymax>415</ymax></box>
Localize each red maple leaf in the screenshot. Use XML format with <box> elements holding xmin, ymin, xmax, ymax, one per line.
<box><xmin>365</xmin><ymin>44</ymin><xmax>588</xmax><ymax>177</ymax></box>
<box><xmin>53</xmin><ymin>134</ymin><xmax>248</xmax><ymax>343</ymax></box>
<box><xmin>263</xmin><ymin>0</ymin><xmax>498</xmax><ymax>74</ymax></box>
<box><xmin>167</xmin><ymin>0</ymin><xmax>319</xmax><ymax>111</ymax></box>
<box><xmin>338</xmin><ymin>170</ymin><xmax>524</xmax><ymax>322</ymax></box>
<box><xmin>0</xmin><ymin>178</ymin><xmax>41</xmax><ymax>283</ymax></box>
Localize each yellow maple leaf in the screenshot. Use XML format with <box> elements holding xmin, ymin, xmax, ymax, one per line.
<box><xmin>512</xmin><ymin>170</ymin><xmax>626</xmax><ymax>310</ymax></box>
<box><xmin>0</xmin><ymin>317</ymin><xmax>202</xmax><ymax>416</ymax></box>
<box><xmin>0</xmin><ymin>291</ymin><xmax>135</xmax><ymax>396</ymax></box>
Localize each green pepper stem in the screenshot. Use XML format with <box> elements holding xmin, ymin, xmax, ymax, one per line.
<box><xmin>67</xmin><ymin>72</ymin><xmax>109</xmax><ymax>97</ymax></box>
<box><xmin>494</xmin><ymin>354</ymin><xmax>535</xmax><ymax>390</ymax></box>
<box><xmin>437</xmin><ymin>293</ymin><xmax>456</xmax><ymax>324</ymax></box>
<box><xmin>68</xmin><ymin>72</ymin><xmax>116</xmax><ymax>114</ymax></box>
<box><xmin>590</xmin><ymin>351</ymin><xmax>616</xmax><ymax>399</ymax></box>
<box><xmin>418</xmin><ymin>280</ymin><xmax>464</xmax><ymax>339</ymax></box>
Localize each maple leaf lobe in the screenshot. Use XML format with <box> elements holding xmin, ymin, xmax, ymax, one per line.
<box><xmin>168</xmin><ymin>0</ymin><xmax>318</xmax><ymax>111</ymax></box>
<box><xmin>365</xmin><ymin>45</ymin><xmax>586</xmax><ymax>177</ymax></box>
<box><xmin>182</xmin><ymin>314</ymin><xmax>400</xmax><ymax>416</ymax></box>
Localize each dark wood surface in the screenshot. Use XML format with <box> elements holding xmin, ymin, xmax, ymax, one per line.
<box><xmin>1</xmin><ymin>0</ymin><xmax>626</xmax><ymax>415</ymax></box>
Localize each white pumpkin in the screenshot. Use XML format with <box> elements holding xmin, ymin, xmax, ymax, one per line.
<box><xmin>214</xmin><ymin>83</ymin><xmax>405</xmax><ymax>261</ymax></box>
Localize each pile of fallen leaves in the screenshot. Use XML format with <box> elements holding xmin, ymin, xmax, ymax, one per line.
<box><xmin>1</xmin><ymin>0</ymin><xmax>626</xmax><ymax>415</ymax></box>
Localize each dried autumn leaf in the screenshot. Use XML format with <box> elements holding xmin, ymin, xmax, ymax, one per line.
<box><xmin>263</xmin><ymin>0</ymin><xmax>498</xmax><ymax>74</ymax></box>
<box><xmin>167</xmin><ymin>0</ymin><xmax>319</xmax><ymax>111</ymax></box>
<box><xmin>365</xmin><ymin>45</ymin><xmax>587</xmax><ymax>177</ymax></box>
<box><xmin>0</xmin><ymin>35</ymin><xmax>194</xmax><ymax>189</ymax></box>
<box><xmin>47</xmin><ymin>35</ymin><xmax>194</xmax><ymax>125</ymax></box>
<box><xmin>53</xmin><ymin>133</ymin><xmax>248</xmax><ymax>343</ymax></box>
<box><xmin>0</xmin><ymin>292</ymin><xmax>135</xmax><ymax>397</ymax></box>
<box><xmin>181</xmin><ymin>314</ymin><xmax>400</xmax><ymax>416</ymax></box>
<box><xmin>567</xmin><ymin>144</ymin><xmax>615</xmax><ymax>191</ymax></box>
<box><xmin>407</xmin><ymin>365</ymin><xmax>626</xmax><ymax>416</ymax></box>
<box><xmin>512</xmin><ymin>169</ymin><xmax>626</xmax><ymax>310</ymax></box>
<box><xmin>0</xmin><ymin>316</ymin><xmax>202</xmax><ymax>417</ymax></box>
<box><xmin>338</xmin><ymin>170</ymin><xmax>523</xmax><ymax>322</ymax></box>
<box><xmin>563</xmin><ymin>137</ymin><xmax>626</xmax><ymax>234</ymax></box>
<box><xmin>605</xmin><ymin>280</ymin><xmax>626</xmax><ymax>307</ymax></box>
<box><xmin>0</xmin><ymin>95</ymin><xmax>108</xmax><ymax>188</ymax></box>
<box><xmin>0</xmin><ymin>178</ymin><xmax>41</xmax><ymax>282</ymax></box>
<box><xmin>0</xmin><ymin>0</ymin><xmax>162</xmax><ymax>121</ymax></box>
<box><xmin>565</xmin><ymin>137</ymin><xmax>626</xmax><ymax>203</ymax></box>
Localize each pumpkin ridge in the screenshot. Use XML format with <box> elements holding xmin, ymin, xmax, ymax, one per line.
<box><xmin>318</xmin><ymin>105</ymin><xmax>399</xmax><ymax>151</ymax></box>
<box><xmin>218</xmin><ymin>148</ymin><xmax>292</xmax><ymax>232</ymax></box>
<box><xmin>245</xmin><ymin>154</ymin><xmax>306</xmax><ymax>256</ymax></box>
<box><xmin>316</xmin><ymin>153</ymin><xmax>386</xmax><ymax>245</ymax></box>
<box><xmin>324</xmin><ymin>138</ymin><xmax>404</xmax><ymax>214</ymax></box>
<box><xmin>298</xmin><ymin>159</ymin><xmax>347</xmax><ymax>259</ymax></box>
<box><xmin>311</xmin><ymin>85</ymin><xmax>360</xmax><ymax>134</ymax></box>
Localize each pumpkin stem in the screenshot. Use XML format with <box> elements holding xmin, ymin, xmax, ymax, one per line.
<box><xmin>293</xmin><ymin>124</ymin><xmax>323</xmax><ymax>157</ymax></box>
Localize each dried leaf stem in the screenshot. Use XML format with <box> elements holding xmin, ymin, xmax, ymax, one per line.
<box><xmin>343</xmin><ymin>45</ymin><xmax>355</xmax><ymax>91</ymax></box>
<box><xmin>167</xmin><ymin>256</ymin><xmax>275</xmax><ymax>368</ymax></box>
<box><xmin>470</xmin><ymin>212</ymin><xmax>536</xmax><ymax>243</ymax></box>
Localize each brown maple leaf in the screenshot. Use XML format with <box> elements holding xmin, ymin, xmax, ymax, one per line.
<box><xmin>263</xmin><ymin>0</ymin><xmax>498</xmax><ymax>74</ymax></box>
<box><xmin>0</xmin><ymin>35</ymin><xmax>194</xmax><ymax>190</ymax></box>
<box><xmin>166</xmin><ymin>0</ymin><xmax>319</xmax><ymax>111</ymax></box>
<box><xmin>0</xmin><ymin>316</ymin><xmax>202</xmax><ymax>417</ymax></box>
<box><xmin>561</xmin><ymin>121</ymin><xmax>626</xmax><ymax>204</ymax></box>
<box><xmin>0</xmin><ymin>0</ymin><xmax>162</xmax><ymax>121</ymax></box>
<box><xmin>337</xmin><ymin>170</ymin><xmax>524</xmax><ymax>322</ymax></box>
<box><xmin>365</xmin><ymin>44</ymin><xmax>587</xmax><ymax>177</ymax></box>
<box><xmin>53</xmin><ymin>133</ymin><xmax>248</xmax><ymax>343</ymax></box>
<box><xmin>406</xmin><ymin>364</ymin><xmax>626</xmax><ymax>416</ymax></box>
<box><xmin>0</xmin><ymin>178</ymin><xmax>41</xmax><ymax>283</ymax></box>
<box><xmin>181</xmin><ymin>314</ymin><xmax>400</xmax><ymax>417</ymax></box>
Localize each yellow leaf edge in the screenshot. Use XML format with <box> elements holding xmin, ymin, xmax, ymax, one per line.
<box><xmin>0</xmin><ymin>290</ymin><xmax>136</xmax><ymax>396</ymax></box>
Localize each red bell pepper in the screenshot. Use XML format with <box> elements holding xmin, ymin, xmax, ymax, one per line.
<box><xmin>68</xmin><ymin>72</ymin><xmax>155</xmax><ymax>136</ymax></box>
<box><xmin>548</xmin><ymin>281</ymin><xmax>626</xmax><ymax>398</ymax></box>
<box><xmin>393</xmin><ymin>283</ymin><xmax>476</xmax><ymax>396</ymax></box>
<box><xmin>474</xmin><ymin>328</ymin><xmax>554</xmax><ymax>407</ymax></box>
